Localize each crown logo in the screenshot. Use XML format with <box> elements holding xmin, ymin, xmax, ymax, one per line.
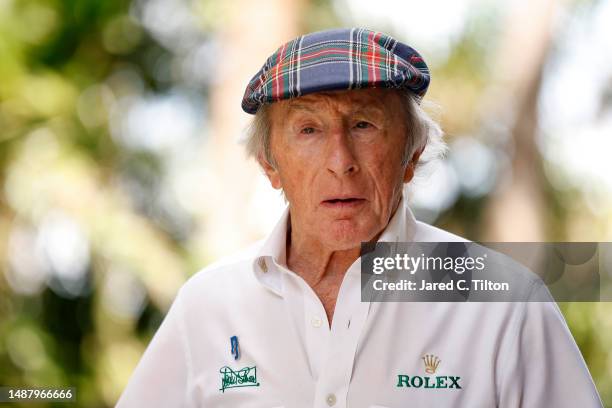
<box><xmin>422</xmin><ymin>354</ymin><xmax>441</xmax><ymax>374</ymax></box>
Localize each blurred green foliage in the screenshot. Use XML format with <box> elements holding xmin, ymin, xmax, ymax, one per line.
<box><xmin>0</xmin><ymin>0</ymin><xmax>187</xmax><ymax>405</ymax></box>
<box><xmin>0</xmin><ymin>0</ymin><xmax>610</xmax><ymax>407</ymax></box>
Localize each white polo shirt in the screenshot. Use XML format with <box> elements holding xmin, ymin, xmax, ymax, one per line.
<box><xmin>117</xmin><ymin>201</ymin><xmax>602</xmax><ymax>408</ymax></box>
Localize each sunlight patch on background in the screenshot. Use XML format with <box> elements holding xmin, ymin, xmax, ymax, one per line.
<box><xmin>539</xmin><ymin>0</ymin><xmax>612</xmax><ymax>202</ymax></box>
<box><xmin>449</xmin><ymin>137</ymin><xmax>498</xmax><ymax>198</ymax></box>
<box><xmin>6</xmin><ymin>224</ymin><xmax>47</xmax><ymax>296</ymax></box>
<box><xmin>102</xmin><ymin>267</ymin><xmax>147</xmax><ymax>320</ymax></box>
<box><xmin>110</xmin><ymin>90</ymin><xmax>203</xmax><ymax>154</ymax></box>
<box><xmin>337</xmin><ymin>0</ymin><xmax>484</xmax><ymax>64</ymax></box>
<box><xmin>37</xmin><ymin>211</ymin><xmax>91</xmax><ymax>298</ymax></box>
<box><xmin>408</xmin><ymin>161</ymin><xmax>460</xmax><ymax>223</ymax></box>
<box><xmin>6</xmin><ymin>211</ymin><xmax>91</xmax><ymax>298</ymax></box>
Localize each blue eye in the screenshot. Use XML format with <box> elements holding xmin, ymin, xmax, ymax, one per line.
<box><xmin>355</xmin><ymin>121</ymin><xmax>372</xmax><ymax>129</ymax></box>
<box><xmin>301</xmin><ymin>127</ymin><xmax>316</xmax><ymax>134</ymax></box>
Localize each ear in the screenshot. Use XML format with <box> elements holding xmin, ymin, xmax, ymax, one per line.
<box><xmin>403</xmin><ymin>145</ymin><xmax>425</xmax><ymax>183</ymax></box>
<box><xmin>259</xmin><ymin>155</ymin><xmax>282</xmax><ymax>190</ymax></box>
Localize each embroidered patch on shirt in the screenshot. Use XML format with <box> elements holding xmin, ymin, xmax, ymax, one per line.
<box><xmin>219</xmin><ymin>365</ymin><xmax>260</xmax><ymax>392</ymax></box>
<box><xmin>397</xmin><ymin>354</ymin><xmax>462</xmax><ymax>389</ymax></box>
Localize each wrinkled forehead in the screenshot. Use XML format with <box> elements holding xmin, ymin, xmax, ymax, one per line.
<box><xmin>271</xmin><ymin>88</ymin><xmax>403</xmax><ymax>118</ymax></box>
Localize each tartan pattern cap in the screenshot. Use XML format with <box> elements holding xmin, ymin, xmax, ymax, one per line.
<box><xmin>241</xmin><ymin>28</ymin><xmax>430</xmax><ymax>114</ymax></box>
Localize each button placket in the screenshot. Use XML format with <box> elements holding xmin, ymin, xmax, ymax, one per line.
<box><xmin>279</xmin><ymin>266</ymin><xmax>331</xmax><ymax>383</ymax></box>
<box><xmin>303</xmin><ymin>290</ymin><xmax>331</xmax><ymax>381</ymax></box>
<box><xmin>258</xmin><ymin>257</ymin><xmax>268</xmax><ymax>273</ymax></box>
<box><xmin>313</xmin><ymin>262</ymin><xmax>372</xmax><ymax>408</ymax></box>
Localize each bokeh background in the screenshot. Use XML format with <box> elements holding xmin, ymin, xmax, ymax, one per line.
<box><xmin>1</xmin><ymin>0</ymin><xmax>611</xmax><ymax>406</ymax></box>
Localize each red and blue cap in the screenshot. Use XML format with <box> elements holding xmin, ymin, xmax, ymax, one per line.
<box><xmin>241</xmin><ymin>28</ymin><xmax>430</xmax><ymax>114</ymax></box>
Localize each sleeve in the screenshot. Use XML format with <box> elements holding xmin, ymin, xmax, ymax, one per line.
<box><xmin>497</xmin><ymin>283</ymin><xmax>603</xmax><ymax>408</ymax></box>
<box><xmin>116</xmin><ymin>288</ymin><xmax>194</xmax><ymax>408</ymax></box>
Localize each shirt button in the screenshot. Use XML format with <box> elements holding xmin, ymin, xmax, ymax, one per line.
<box><xmin>311</xmin><ymin>315</ymin><xmax>322</xmax><ymax>328</ymax></box>
<box><xmin>258</xmin><ymin>258</ymin><xmax>268</xmax><ymax>273</ymax></box>
<box><xmin>326</xmin><ymin>393</ymin><xmax>336</xmax><ymax>406</ymax></box>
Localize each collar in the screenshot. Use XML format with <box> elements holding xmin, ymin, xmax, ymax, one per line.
<box><xmin>252</xmin><ymin>197</ymin><xmax>418</xmax><ymax>297</ymax></box>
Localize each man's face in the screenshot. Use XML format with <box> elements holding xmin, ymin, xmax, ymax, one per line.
<box><xmin>263</xmin><ymin>88</ymin><xmax>419</xmax><ymax>250</ymax></box>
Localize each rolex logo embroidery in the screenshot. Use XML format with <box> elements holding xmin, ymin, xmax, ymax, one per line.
<box><xmin>397</xmin><ymin>354</ymin><xmax>462</xmax><ymax>389</ymax></box>
<box><xmin>422</xmin><ymin>354</ymin><xmax>440</xmax><ymax>374</ymax></box>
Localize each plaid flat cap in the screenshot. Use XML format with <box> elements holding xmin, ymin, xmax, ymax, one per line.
<box><xmin>241</xmin><ymin>28</ymin><xmax>430</xmax><ymax>114</ymax></box>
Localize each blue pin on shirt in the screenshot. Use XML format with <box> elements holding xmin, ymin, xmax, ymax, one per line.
<box><xmin>230</xmin><ymin>335</ymin><xmax>240</xmax><ymax>360</ymax></box>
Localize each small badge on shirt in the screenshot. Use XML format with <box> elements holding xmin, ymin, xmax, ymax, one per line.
<box><xmin>230</xmin><ymin>335</ymin><xmax>240</xmax><ymax>360</ymax></box>
<box><xmin>396</xmin><ymin>354</ymin><xmax>462</xmax><ymax>390</ymax></box>
<box><xmin>218</xmin><ymin>335</ymin><xmax>260</xmax><ymax>393</ymax></box>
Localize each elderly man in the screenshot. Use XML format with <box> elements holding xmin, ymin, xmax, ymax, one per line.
<box><xmin>118</xmin><ymin>28</ymin><xmax>602</xmax><ymax>407</ymax></box>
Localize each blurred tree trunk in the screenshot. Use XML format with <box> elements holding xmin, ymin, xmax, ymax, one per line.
<box><xmin>481</xmin><ymin>0</ymin><xmax>559</xmax><ymax>241</ymax></box>
<box><xmin>202</xmin><ymin>0</ymin><xmax>305</xmax><ymax>258</ymax></box>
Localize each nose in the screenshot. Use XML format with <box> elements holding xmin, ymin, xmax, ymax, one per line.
<box><xmin>325</xmin><ymin>126</ymin><xmax>360</xmax><ymax>177</ymax></box>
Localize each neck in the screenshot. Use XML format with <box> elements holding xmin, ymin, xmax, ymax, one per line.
<box><xmin>286</xmin><ymin>197</ymin><xmax>403</xmax><ymax>286</ymax></box>
<box><xmin>287</xmin><ymin>232</ymin><xmax>360</xmax><ymax>287</ymax></box>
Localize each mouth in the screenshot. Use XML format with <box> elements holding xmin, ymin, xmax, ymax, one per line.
<box><xmin>321</xmin><ymin>197</ymin><xmax>366</xmax><ymax>209</ymax></box>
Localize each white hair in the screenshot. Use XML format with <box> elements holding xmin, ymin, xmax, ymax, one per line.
<box><xmin>243</xmin><ymin>90</ymin><xmax>447</xmax><ymax>176</ymax></box>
